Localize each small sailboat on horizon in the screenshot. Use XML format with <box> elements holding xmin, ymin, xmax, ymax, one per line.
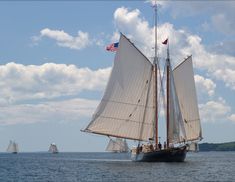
<box><xmin>83</xmin><ymin>4</ymin><xmax>202</xmax><ymax>162</ymax></box>
<box><xmin>188</xmin><ymin>142</ymin><xmax>199</xmax><ymax>152</ymax></box>
<box><xmin>106</xmin><ymin>138</ymin><xmax>129</xmax><ymax>153</ymax></box>
<box><xmin>48</xmin><ymin>143</ymin><xmax>59</xmax><ymax>154</ymax></box>
<box><xmin>7</xmin><ymin>140</ymin><xmax>19</xmax><ymax>154</ymax></box>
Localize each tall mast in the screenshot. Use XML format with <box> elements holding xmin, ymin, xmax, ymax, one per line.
<box><xmin>166</xmin><ymin>40</ymin><xmax>170</xmax><ymax>148</ymax></box>
<box><xmin>153</xmin><ymin>1</ymin><xmax>158</xmax><ymax>147</ymax></box>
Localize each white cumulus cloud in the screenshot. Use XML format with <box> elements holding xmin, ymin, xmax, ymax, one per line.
<box><xmin>0</xmin><ymin>62</ymin><xmax>112</xmax><ymax>125</ymax></box>
<box><xmin>195</xmin><ymin>74</ymin><xmax>216</xmax><ymax>97</ymax></box>
<box><xmin>213</xmin><ymin>69</ymin><xmax>235</xmax><ymax>90</ymax></box>
<box><xmin>156</xmin><ymin>0</ymin><xmax>235</xmax><ymax>35</ymax></box>
<box><xmin>228</xmin><ymin>114</ymin><xmax>235</xmax><ymax>123</ymax></box>
<box><xmin>39</xmin><ymin>28</ymin><xmax>90</xmax><ymax>50</ymax></box>
<box><xmin>0</xmin><ymin>62</ymin><xmax>111</xmax><ymax>104</ymax></box>
<box><xmin>199</xmin><ymin>98</ymin><xmax>231</xmax><ymax>123</ymax></box>
<box><xmin>0</xmin><ymin>98</ymin><xmax>98</xmax><ymax>125</ymax></box>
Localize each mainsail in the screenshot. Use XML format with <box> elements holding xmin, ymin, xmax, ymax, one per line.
<box><xmin>106</xmin><ymin>138</ymin><xmax>129</xmax><ymax>152</ymax></box>
<box><xmin>85</xmin><ymin>34</ymin><xmax>155</xmax><ymax>141</ymax></box>
<box><xmin>173</xmin><ymin>56</ymin><xmax>202</xmax><ymax>141</ymax></box>
<box><xmin>7</xmin><ymin>140</ymin><xmax>19</xmax><ymax>153</ymax></box>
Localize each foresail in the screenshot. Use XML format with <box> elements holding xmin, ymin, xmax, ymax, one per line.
<box><xmin>85</xmin><ymin>34</ymin><xmax>155</xmax><ymax>141</ymax></box>
<box><xmin>173</xmin><ymin>56</ymin><xmax>202</xmax><ymax>141</ymax></box>
<box><xmin>168</xmin><ymin>63</ymin><xmax>186</xmax><ymax>144</ymax></box>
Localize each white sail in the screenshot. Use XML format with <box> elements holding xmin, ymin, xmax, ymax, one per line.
<box><xmin>7</xmin><ymin>140</ymin><xmax>19</xmax><ymax>153</ymax></box>
<box><xmin>173</xmin><ymin>56</ymin><xmax>202</xmax><ymax>141</ymax></box>
<box><xmin>106</xmin><ymin>138</ymin><xmax>129</xmax><ymax>152</ymax></box>
<box><xmin>49</xmin><ymin>143</ymin><xmax>59</xmax><ymax>153</ymax></box>
<box><xmin>168</xmin><ymin>62</ymin><xmax>186</xmax><ymax>144</ymax></box>
<box><xmin>85</xmin><ymin>34</ymin><xmax>155</xmax><ymax>141</ymax></box>
<box><xmin>106</xmin><ymin>139</ymin><xmax>116</xmax><ymax>151</ymax></box>
<box><xmin>123</xmin><ymin>139</ymin><xmax>129</xmax><ymax>152</ymax></box>
<box><xmin>6</xmin><ymin>140</ymin><xmax>13</xmax><ymax>152</ymax></box>
<box><xmin>188</xmin><ymin>142</ymin><xmax>199</xmax><ymax>152</ymax></box>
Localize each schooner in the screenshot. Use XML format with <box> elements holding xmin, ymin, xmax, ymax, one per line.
<box><xmin>83</xmin><ymin>4</ymin><xmax>202</xmax><ymax>162</ymax></box>
<box><xmin>48</xmin><ymin>143</ymin><xmax>59</xmax><ymax>154</ymax></box>
<box><xmin>7</xmin><ymin>140</ymin><xmax>19</xmax><ymax>154</ymax></box>
<box><xmin>106</xmin><ymin>138</ymin><xmax>129</xmax><ymax>153</ymax></box>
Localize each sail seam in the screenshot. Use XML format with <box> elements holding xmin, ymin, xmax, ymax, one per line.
<box><xmin>100</xmin><ymin>100</ymin><xmax>154</xmax><ymax>108</ymax></box>
<box><xmin>94</xmin><ymin>115</ymin><xmax>154</xmax><ymax>125</ymax></box>
<box><xmin>184</xmin><ymin>118</ymin><xmax>200</xmax><ymax>123</ymax></box>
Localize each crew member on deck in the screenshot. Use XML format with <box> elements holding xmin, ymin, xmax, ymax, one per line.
<box><xmin>164</xmin><ymin>142</ymin><xmax>167</xmax><ymax>149</ymax></box>
<box><xmin>158</xmin><ymin>142</ymin><xmax>162</xmax><ymax>150</ymax></box>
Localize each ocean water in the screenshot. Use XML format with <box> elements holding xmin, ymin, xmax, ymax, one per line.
<box><xmin>0</xmin><ymin>152</ymin><xmax>234</xmax><ymax>182</ymax></box>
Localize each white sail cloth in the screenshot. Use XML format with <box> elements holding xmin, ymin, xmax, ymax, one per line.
<box><xmin>7</xmin><ymin>140</ymin><xmax>19</xmax><ymax>153</ymax></box>
<box><xmin>49</xmin><ymin>143</ymin><xmax>59</xmax><ymax>153</ymax></box>
<box><xmin>106</xmin><ymin>138</ymin><xmax>129</xmax><ymax>152</ymax></box>
<box><xmin>85</xmin><ymin>34</ymin><xmax>155</xmax><ymax>141</ymax></box>
<box><xmin>188</xmin><ymin>142</ymin><xmax>199</xmax><ymax>151</ymax></box>
<box><xmin>173</xmin><ymin>56</ymin><xmax>202</xmax><ymax>141</ymax></box>
<box><xmin>168</xmin><ymin>61</ymin><xmax>186</xmax><ymax>144</ymax></box>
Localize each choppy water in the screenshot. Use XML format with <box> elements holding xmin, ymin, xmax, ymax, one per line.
<box><xmin>0</xmin><ymin>152</ymin><xmax>234</xmax><ymax>182</ymax></box>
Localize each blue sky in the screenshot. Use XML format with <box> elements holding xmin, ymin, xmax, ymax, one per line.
<box><xmin>0</xmin><ymin>1</ymin><xmax>234</xmax><ymax>152</ymax></box>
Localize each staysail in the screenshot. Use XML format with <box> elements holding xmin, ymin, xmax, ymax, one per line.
<box><xmin>173</xmin><ymin>56</ymin><xmax>202</xmax><ymax>141</ymax></box>
<box><xmin>85</xmin><ymin>34</ymin><xmax>155</xmax><ymax>141</ymax></box>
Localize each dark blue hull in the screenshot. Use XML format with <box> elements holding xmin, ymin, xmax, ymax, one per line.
<box><xmin>131</xmin><ymin>146</ymin><xmax>187</xmax><ymax>162</ymax></box>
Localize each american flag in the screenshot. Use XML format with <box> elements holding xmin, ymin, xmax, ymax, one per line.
<box><xmin>106</xmin><ymin>42</ymin><xmax>119</xmax><ymax>52</ymax></box>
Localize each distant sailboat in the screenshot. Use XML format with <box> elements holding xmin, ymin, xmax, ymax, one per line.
<box><xmin>106</xmin><ymin>138</ymin><xmax>129</xmax><ymax>153</ymax></box>
<box><xmin>48</xmin><ymin>143</ymin><xmax>59</xmax><ymax>154</ymax></box>
<box><xmin>7</xmin><ymin>140</ymin><xmax>19</xmax><ymax>154</ymax></box>
<box><xmin>83</xmin><ymin>4</ymin><xmax>202</xmax><ymax>162</ymax></box>
<box><xmin>188</xmin><ymin>142</ymin><xmax>199</xmax><ymax>152</ymax></box>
